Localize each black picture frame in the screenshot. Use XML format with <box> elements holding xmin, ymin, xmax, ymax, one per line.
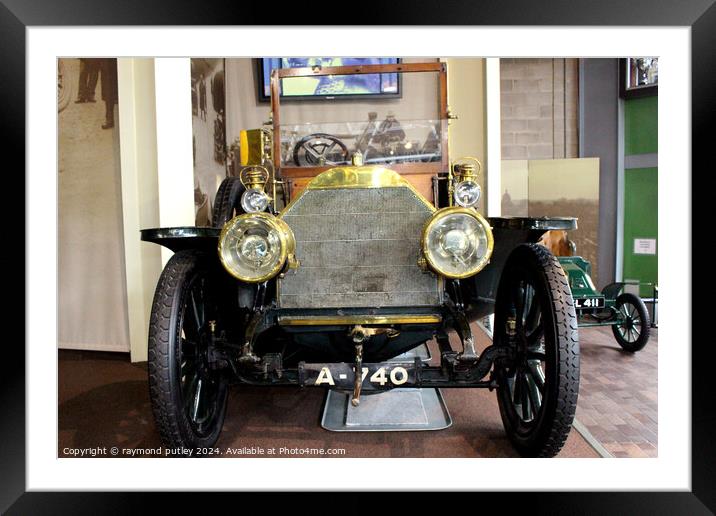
<box><xmin>618</xmin><ymin>57</ymin><xmax>659</xmax><ymax>100</ymax></box>
<box><xmin>254</xmin><ymin>57</ymin><xmax>403</xmax><ymax>103</ymax></box>
<box><xmin>6</xmin><ymin>0</ymin><xmax>708</xmax><ymax>512</ymax></box>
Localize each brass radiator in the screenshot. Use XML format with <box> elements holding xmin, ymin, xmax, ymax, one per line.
<box><xmin>278</xmin><ymin>186</ymin><xmax>441</xmax><ymax>309</ymax></box>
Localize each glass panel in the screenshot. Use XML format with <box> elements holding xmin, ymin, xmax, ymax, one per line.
<box><xmin>500</xmin><ymin>159</ymin><xmax>529</xmax><ymax>216</ymax></box>
<box><xmin>501</xmin><ymin>157</ymin><xmax>601</xmax><ymax>284</ymax></box>
<box><xmin>280</xmin><ymin>118</ymin><xmax>443</xmax><ymax>167</ymax></box>
<box><xmin>527</xmin><ymin>158</ymin><xmax>601</xmax><ymax>286</ymax></box>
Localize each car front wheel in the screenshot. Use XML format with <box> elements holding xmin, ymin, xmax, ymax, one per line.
<box><xmin>148</xmin><ymin>250</ymin><xmax>229</xmax><ymax>453</ymax></box>
<box><xmin>493</xmin><ymin>244</ymin><xmax>580</xmax><ymax>457</ymax></box>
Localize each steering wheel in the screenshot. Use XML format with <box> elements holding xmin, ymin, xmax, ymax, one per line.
<box><xmin>293</xmin><ymin>133</ymin><xmax>350</xmax><ymax>166</ymax></box>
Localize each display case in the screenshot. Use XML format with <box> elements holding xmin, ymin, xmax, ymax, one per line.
<box><xmin>280</xmin><ymin>117</ymin><xmax>443</xmax><ymax>168</ymax></box>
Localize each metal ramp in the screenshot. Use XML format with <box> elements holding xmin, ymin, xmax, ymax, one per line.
<box><xmin>320</xmin><ymin>344</ymin><xmax>452</xmax><ymax>432</ymax></box>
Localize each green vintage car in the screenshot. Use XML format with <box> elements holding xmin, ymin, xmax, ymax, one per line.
<box><xmin>559</xmin><ymin>256</ymin><xmax>651</xmax><ymax>352</ymax></box>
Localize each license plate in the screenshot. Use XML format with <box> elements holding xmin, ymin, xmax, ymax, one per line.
<box><xmin>298</xmin><ymin>362</ymin><xmax>417</xmax><ymax>390</ymax></box>
<box><xmin>575</xmin><ymin>296</ymin><xmax>605</xmax><ymax>309</ymax></box>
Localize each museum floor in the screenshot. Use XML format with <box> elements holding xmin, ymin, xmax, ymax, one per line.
<box><xmin>576</xmin><ymin>326</ymin><xmax>658</xmax><ymax>458</ymax></box>
<box><xmin>58</xmin><ymin>326</ymin><xmax>658</xmax><ymax>459</ymax></box>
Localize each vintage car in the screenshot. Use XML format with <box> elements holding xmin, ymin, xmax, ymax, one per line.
<box><xmin>141</xmin><ymin>62</ymin><xmax>580</xmax><ymax>457</ymax></box>
<box><xmin>537</xmin><ymin>229</ymin><xmax>652</xmax><ymax>352</ymax></box>
<box><xmin>559</xmin><ymin>256</ymin><xmax>651</xmax><ymax>352</ymax></box>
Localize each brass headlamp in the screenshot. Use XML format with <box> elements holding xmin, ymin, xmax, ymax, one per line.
<box><xmin>421</xmin><ymin>206</ymin><xmax>494</xmax><ymax>279</ymax></box>
<box><xmin>218</xmin><ymin>212</ymin><xmax>297</xmax><ymax>283</ymax></box>
<box><xmin>450</xmin><ymin>156</ymin><xmax>482</xmax><ymax>209</ymax></box>
<box><xmin>239</xmin><ymin>165</ymin><xmax>272</xmax><ymax>213</ymax></box>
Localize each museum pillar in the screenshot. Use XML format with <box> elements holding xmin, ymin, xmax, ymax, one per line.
<box><xmin>117</xmin><ymin>58</ymin><xmax>162</xmax><ymax>362</ymax></box>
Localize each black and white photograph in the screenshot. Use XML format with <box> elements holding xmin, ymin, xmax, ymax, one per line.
<box><xmin>191</xmin><ymin>58</ymin><xmax>227</xmax><ymax>226</ymax></box>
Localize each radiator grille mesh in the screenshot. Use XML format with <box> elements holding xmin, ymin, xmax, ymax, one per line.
<box><xmin>279</xmin><ymin>187</ymin><xmax>440</xmax><ymax>308</ymax></box>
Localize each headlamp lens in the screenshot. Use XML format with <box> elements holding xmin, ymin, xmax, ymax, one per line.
<box><xmin>219</xmin><ymin>214</ymin><xmax>293</xmax><ymax>282</ymax></box>
<box><xmin>423</xmin><ymin>209</ymin><xmax>493</xmax><ymax>278</ymax></box>
<box><xmin>240</xmin><ymin>189</ymin><xmax>270</xmax><ymax>213</ymax></box>
<box><xmin>453</xmin><ymin>180</ymin><xmax>481</xmax><ymax>208</ymax></box>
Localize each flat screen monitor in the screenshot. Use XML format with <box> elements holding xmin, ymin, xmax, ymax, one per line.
<box><xmin>256</xmin><ymin>57</ymin><xmax>401</xmax><ymax>102</ymax></box>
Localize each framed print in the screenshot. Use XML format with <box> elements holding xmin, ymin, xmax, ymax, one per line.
<box><xmin>619</xmin><ymin>57</ymin><xmax>659</xmax><ymax>99</ymax></box>
<box><xmin>6</xmin><ymin>0</ymin><xmax>710</xmax><ymax>512</ymax></box>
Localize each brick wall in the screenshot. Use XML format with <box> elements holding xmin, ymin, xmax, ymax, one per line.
<box><xmin>500</xmin><ymin>58</ymin><xmax>579</xmax><ymax>159</ymax></box>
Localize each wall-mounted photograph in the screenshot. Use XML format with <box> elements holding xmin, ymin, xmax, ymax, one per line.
<box><xmin>191</xmin><ymin>58</ymin><xmax>227</xmax><ymax>226</ymax></box>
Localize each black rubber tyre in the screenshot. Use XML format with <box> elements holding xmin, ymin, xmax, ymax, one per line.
<box><xmin>212</xmin><ymin>177</ymin><xmax>245</xmax><ymax>229</ymax></box>
<box><xmin>148</xmin><ymin>251</ymin><xmax>229</xmax><ymax>453</ymax></box>
<box><xmin>493</xmin><ymin>244</ymin><xmax>580</xmax><ymax>457</ymax></box>
<box><xmin>612</xmin><ymin>293</ymin><xmax>651</xmax><ymax>352</ymax></box>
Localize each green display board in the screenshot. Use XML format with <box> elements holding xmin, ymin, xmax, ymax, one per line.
<box><xmin>623</xmin><ymin>167</ymin><xmax>657</xmax><ymax>297</ymax></box>
<box><xmin>622</xmin><ymin>95</ymin><xmax>657</xmax><ymax>298</ymax></box>
<box><xmin>625</xmin><ymin>96</ymin><xmax>658</xmax><ymax>156</ymax></box>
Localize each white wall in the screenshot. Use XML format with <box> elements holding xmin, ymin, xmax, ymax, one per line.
<box><xmin>445</xmin><ymin>58</ymin><xmax>487</xmax><ymax>211</ymax></box>
<box><xmin>154</xmin><ymin>58</ymin><xmax>196</xmax><ymax>265</ymax></box>
<box><xmin>117</xmin><ymin>58</ymin><xmax>163</xmax><ymax>362</ymax></box>
<box><xmin>485</xmin><ymin>58</ymin><xmax>502</xmax><ymax>216</ymax></box>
